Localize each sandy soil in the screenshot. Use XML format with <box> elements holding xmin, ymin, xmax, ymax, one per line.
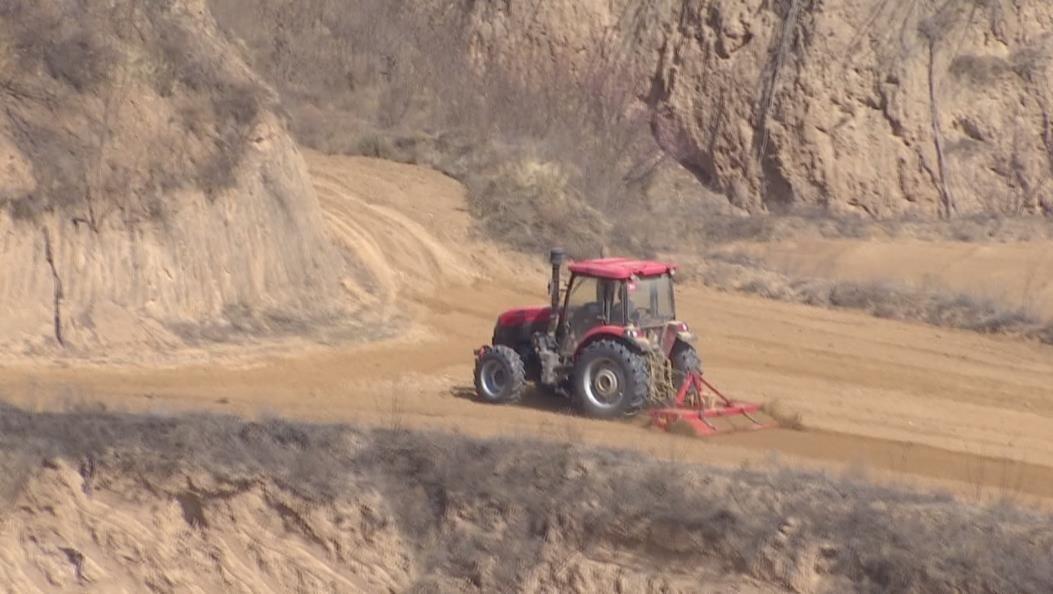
<box><xmin>2</xmin><ymin>152</ymin><xmax>1052</xmax><ymax>504</ymax></box>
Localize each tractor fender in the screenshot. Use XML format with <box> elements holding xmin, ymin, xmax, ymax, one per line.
<box><xmin>659</xmin><ymin>325</ymin><xmax>696</xmax><ymax>357</ymax></box>
<box><xmin>660</xmin><ymin>331</ymin><xmax>697</xmax><ymax>357</ymax></box>
<box><xmin>573</xmin><ymin>325</ymin><xmax>639</xmax><ymax>359</ymax></box>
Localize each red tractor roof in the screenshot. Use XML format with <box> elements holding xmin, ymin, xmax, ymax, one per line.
<box><xmin>568</xmin><ymin>258</ymin><xmax>676</xmax><ymax>280</ymax></box>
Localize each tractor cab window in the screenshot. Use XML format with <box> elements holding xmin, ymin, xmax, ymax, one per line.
<box><xmin>565</xmin><ymin>275</ymin><xmax>600</xmax><ymax>312</ymax></box>
<box><xmin>561</xmin><ymin>275</ymin><xmax>617</xmax><ymax>350</ymax></box>
<box><xmin>626</xmin><ymin>274</ymin><xmax>675</xmax><ymax>327</ymax></box>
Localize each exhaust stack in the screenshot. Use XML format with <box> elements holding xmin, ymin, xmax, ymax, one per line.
<box><xmin>548</xmin><ymin>248</ymin><xmax>566</xmax><ymax>334</ymax></box>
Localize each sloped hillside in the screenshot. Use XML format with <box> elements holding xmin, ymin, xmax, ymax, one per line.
<box><xmin>0</xmin><ymin>0</ymin><xmax>347</xmax><ymax>356</ymax></box>
<box><xmin>634</xmin><ymin>0</ymin><xmax>1053</xmax><ymax>217</ymax></box>
<box><xmin>472</xmin><ymin>0</ymin><xmax>1053</xmax><ymax>218</ymax></box>
<box><xmin>211</xmin><ymin>0</ymin><xmax>1053</xmax><ymax>255</ymax></box>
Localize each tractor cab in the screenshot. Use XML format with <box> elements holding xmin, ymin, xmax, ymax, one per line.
<box><xmin>558</xmin><ymin>259</ymin><xmax>681</xmax><ymax>356</ymax></box>
<box><xmin>476</xmin><ymin>249</ymin><xmax>699</xmax><ymax>418</ymax></box>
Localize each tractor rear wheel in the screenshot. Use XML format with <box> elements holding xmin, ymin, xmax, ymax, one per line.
<box><xmin>572</xmin><ymin>340</ymin><xmax>650</xmax><ymax>419</ymax></box>
<box><xmin>474</xmin><ymin>345</ymin><xmax>526</xmax><ymax>404</ymax></box>
<box><xmin>671</xmin><ymin>341</ymin><xmax>702</xmax><ymax>387</ymax></box>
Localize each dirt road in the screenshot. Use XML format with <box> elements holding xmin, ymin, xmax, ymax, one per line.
<box><xmin>2</xmin><ymin>152</ymin><xmax>1052</xmax><ymax>502</ymax></box>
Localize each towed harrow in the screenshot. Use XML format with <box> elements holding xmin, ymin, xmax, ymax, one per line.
<box><xmin>648</xmin><ymin>371</ymin><xmax>776</xmax><ymax>437</ymax></box>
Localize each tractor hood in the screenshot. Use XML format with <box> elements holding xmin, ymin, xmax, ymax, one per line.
<box><xmin>497</xmin><ymin>306</ymin><xmax>552</xmax><ymax>328</ymax></box>
<box><xmin>493</xmin><ymin>306</ymin><xmax>552</xmax><ymax>351</ymax></box>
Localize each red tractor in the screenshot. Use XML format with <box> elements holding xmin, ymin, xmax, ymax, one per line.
<box><xmin>473</xmin><ymin>248</ymin><xmax>701</xmax><ymax>418</ymax></box>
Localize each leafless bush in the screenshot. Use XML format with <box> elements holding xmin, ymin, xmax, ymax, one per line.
<box><xmin>1</xmin><ymin>406</ymin><xmax>1051</xmax><ymax>592</ymax></box>
<box><xmin>0</xmin><ymin>0</ymin><xmax>271</xmax><ymax>224</ymax></box>
<box><xmin>950</xmin><ymin>54</ymin><xmax>1013</xmax><ymax>85</ymax></box>
<box><xmin>202</xmin><ymin>0</ymin><xmax>1053</xmax><ymax>252</ymax></box>
<box><xmin>196</xmin><ymin>82</ymin><xmax>263</xmax><ymax>195</ymax></box>
<box><xmin>208</xmin><ymin>0</ymin><xmax>667</xmax><ymax>257</ymax></box>
<box><xmin>465</xmin><ymin>153</ymin><xmax>613</xmax><ymax>256</ymax></box>
<box><xmin>42</xmin><ymin>29</ymin><xmax>116</xmax><ymax>92</ymax></box>
<box><xmin>3</xmin><ymin>2</ymin><xmax>116</xmax><ymax>92</ymax></box>
<box><xmin>1011</xmin><ymin>42</ymin><xmax>1053</xmax><ymax>80</ymax></box>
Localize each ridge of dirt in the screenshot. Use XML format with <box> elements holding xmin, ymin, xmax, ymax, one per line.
<box><xmin>1</xmin><ymin>407</ymin><xmax>1050</xmax><ymax>594</ymax></box>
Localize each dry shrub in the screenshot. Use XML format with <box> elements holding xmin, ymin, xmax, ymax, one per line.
<box><xmin>208</xmin><ymin>0</ymin><xmax>667</xmax><ymax>257</ymax></box>
<box><xmin>0</xmin><ymin>0</ymin><xmax>271</xmax><ymax>223</ymax></box>
<box><xmin>42</xmin><ymin>28</ymin><xmax>116</xmax><ymax>92</ymax></box>
<box><xmin>4</xmin><ymin>2</ymin><xmax>116</xmax><ymax>92</ymax></box>
<box><xmin>204</xmin><ymin>0</ymin><xmax>1053</xmax><ymax>253</ymax></box>
<box><xmin>468</xmin><ymin>157</ymin><xmax>612</xmax><ymax>256</ymax></box>
<box><xmin>1</xmin><ymin>405</ymin><xmax>1051</xmax><ymax>592</ymax></box>
<box><xmin>949</xmin><ymin>54</ymin><xmax>1013</xmax><ymax>85</ymax></box>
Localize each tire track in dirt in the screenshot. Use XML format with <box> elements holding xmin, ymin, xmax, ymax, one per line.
<box><xmin>1</xmin><ymin>153</ymin><xmax>1051</xmax><ymax>505</ymax></box>
<box><xmin>309</xmin><ymin>162</ymin><xmax>478</xmax><ymax>315</ymax></box>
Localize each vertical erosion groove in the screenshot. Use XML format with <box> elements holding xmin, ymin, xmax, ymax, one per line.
<box><xmin>927</xmin><ymin>38</ymin><xmax>956</xmax><ymax>219</ymax></box>
<box><xmin>42</xmin><ymin>228</ymin><xmax>65</xmax><ymax>347</ymax></box>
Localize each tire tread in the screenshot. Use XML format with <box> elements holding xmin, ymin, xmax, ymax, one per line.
<box><xmin>474</xmin><ymin>345</ymin><xmax>526</xmax><ymax>404</ymax></box>
<box><xmin>572</xmin><ymin>339</ymin><xmax>650</xmax><ymax>418</ymax></box>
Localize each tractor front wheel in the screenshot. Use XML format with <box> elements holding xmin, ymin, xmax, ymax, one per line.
<box><xmin>572</xmin><ymin>340</ymin><xmax>650</xmax><ymax>419</ymax></box>
<box><xmin>670</xmin><ymin>341</ymin><xmax>702</xmax><ymax>387</ymax></box>
<box><xmin>474</xmin><ymin>345</ymin><xmax>526</xmax><ymax>404</ymax></box>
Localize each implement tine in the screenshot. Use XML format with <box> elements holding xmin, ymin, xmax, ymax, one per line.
<box><xmin>647</xmin><ymin>371</ymin><xmax>777</xmax><ymax>437</ymax></box>
<box><xmin>699</xmin><ymin>414</ymin><xmax>717</xmax><ymax>431</ymax></box>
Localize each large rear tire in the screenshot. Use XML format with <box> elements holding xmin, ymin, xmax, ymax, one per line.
<box><xmin>474</xmin><ymin>345</ymin><xmax>526</xmax><ymax>404</ymax></box>
<box><xmin>572</xmin><ymin>340</ymin><xmax>650</xmax><ymax>419</ymax></box>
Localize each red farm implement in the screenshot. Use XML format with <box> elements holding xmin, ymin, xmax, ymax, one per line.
<box><xmin>648</xmin><ymin>372</ymin><xmax>776</xmax><ymax>437</ymax></box>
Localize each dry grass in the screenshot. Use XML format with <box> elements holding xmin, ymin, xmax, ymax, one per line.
<box><xmin>692</xmin><ymin>207</ymin><xmax>1053</xmax><ymax>245</ymax></box>
<box><xmin>207</xmin><ymin>0</ymin><xmax>690</xmax><ymax>257</ymax></box>
<box><xmin>204</xmin><ymin>0</ymin><xmax>1053</xmax><ymax>255</ymax></box>
<box><xmin>8</xmin><ymin>0</ymin><xmax>1051</xmax><ymax>248</ymax></box>
<box><xmin>698</xmin><ymin>252</ymin><xmax>1053</xmax><ymax>345</ymax></box>
<box><xmin>0</xmin><ymin>0</ymin><xmax>271</xmax><ymax>222</ymax></box>
<box><xmin>1</xmin><ymin>405</ymin><xmax>1051</xmax><ymax>592</ymax></box>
